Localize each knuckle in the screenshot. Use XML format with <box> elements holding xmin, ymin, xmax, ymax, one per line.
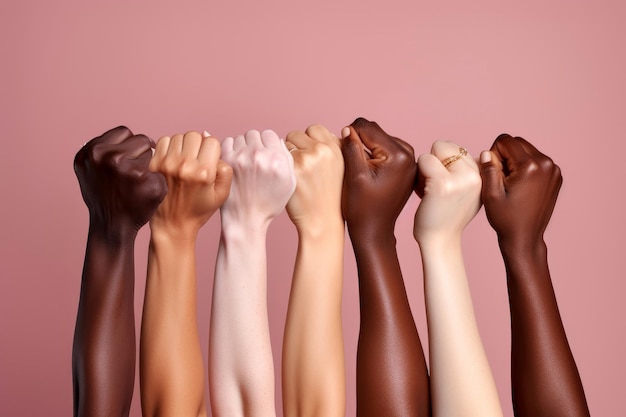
<box><xmin>285</xmin><ymin>130</ymin><xmax>303</xmax><ymax>142</ymax></box>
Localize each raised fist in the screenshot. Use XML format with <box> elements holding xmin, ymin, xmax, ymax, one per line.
<box><xmin>74</xmin><ymin>126</ymin><xmax>167</xmax><ymax>234</ymax></box>
<box><xmin>341</xmin><ymin>117</ymin><xmax>417</xmax><ymax>232</ymax></box>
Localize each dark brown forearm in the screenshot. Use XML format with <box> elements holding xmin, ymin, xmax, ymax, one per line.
<box><xmin>500</xmin><ymin>240</ymin><xmax>589</xmax><ymax>417</ymax></box>
<box><xmin>350</xmin><ymin>226</ymin><xmax>430</xmax><ymax>417</ymax></box>
<box><xmin>72</xmin><ymin>228</ymin><xmax>137</xmax><ymax>417</ymax></box>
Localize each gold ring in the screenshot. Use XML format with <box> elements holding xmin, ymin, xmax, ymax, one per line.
<box><xmin>442</xmin><ymin>147</ymin><xmax>467</xmax><ymax>168</ymax></box>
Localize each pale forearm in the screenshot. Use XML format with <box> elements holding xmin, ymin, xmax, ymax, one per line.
<box><xmin>209</xmin><ymin>224</ymin><xmax>275</xmax><ymax>417</ymax></box>
<box><xmin>283</xmin><ymin>223</ymin><xmax>345</xmax><ymax>417</ymax></box>
<box><xmin>420</xmin><ymin>239</ymin><xmax>502</xmax><ymax>417</ymax></box>
<box><xmin>140</xmin><ymin>231</ymin><xmax>206</xmax><ymax>417</ymax></box>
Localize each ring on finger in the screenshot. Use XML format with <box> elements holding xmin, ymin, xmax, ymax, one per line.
<box><xmin>441</xmin><ymin>147</ymin><xmax>467</xmax><ymax>168</ymax></box>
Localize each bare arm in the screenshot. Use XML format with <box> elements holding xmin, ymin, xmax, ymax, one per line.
<box><xmin>282</xmin><ymin>124</ymin><xmax>346</xmax><ymax>417</ymax></box>
<box><xmin>414</xmin><ymin>141</ymin><xmax>502</xmax><ymax>417</ymax></box>
<box><xmin>140</xmin><ymin>131</ymin><xmax>232</xmax><ymax>417</ymax></box>
<box><xmin>342</xmin><ymin>118</ymin><xmax>430</xmax><ymax>417</ymax></box>
<box><xmin>479</xmin><ymin>134</ymin><xmax>589</xmax><ymax>417</ymax></box>
<box><xmin>72</xmin><ymin>126</ymin><xmax>166</xmax><ymax>417</ymax></box>
<box><xmin>209</xmin><ymin>130</ymin><xmax>295</xmax><ymax>417</ymax></box>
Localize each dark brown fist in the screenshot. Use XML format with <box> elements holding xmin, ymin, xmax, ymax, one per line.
<box><xmin>341</xmin><ymin>118</ymin><xmax>417</xmax><ymax>233</ymax></box>
<box><xmin>74</xmin><ymin>126</ymin><xmax>167</xmax><ymax>235</ymax></box>
<box><xmin>479</xmin><ymin>134</ymin><xmax>562</xmax><ymax>247</ymax></box>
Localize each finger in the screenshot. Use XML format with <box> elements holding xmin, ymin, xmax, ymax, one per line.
<box><xmin>491</xmin><ymin>133</ymin><xmax>532</xmax><ymax>165</ymax></box>
<box><xmin>260</xmin><ymin>129</ymin><xmax>281</xmax><ymax>148</ymax></box>
<box><xmin>432</xmin><ymin>140</ymin><xmax>475</xmax><ymax>172</ymax></box>
<box><xmin>512</xmin><ymin>135</ymin><xmax>548</xmax><ymax>159</ymax></box>
<box><xmin>417</xmin><ymin>152</ymin><xmax>449</xmax><ymax>181</ymax></box>
<box><xmin>168</xmin><ymin>133</ymin><xmax>184</xmax><ymax>156</ymax></box>
<box><xmin>112</xmin><ymin>134</ymin><xmax>154</xmax><ymax>160</ymax></box>
<box><xmin>341</xmin><ymin>125</ymin><xmax>369</xmax><ymax>174</ymax></box>
<box><xmin>285</xmin><ymin>130</ymin><xmax>314</xmax><ymax>150</ymax></box>
<box><xmin>233</xmin><ymin>134</ymin><xmax>246</xmax><ymax>151</ymax></box>
<box><xmin>281</xmin><ymin>139</ymin><xmax>296</xmax><ymax>179</ymax></box>
<box><xmin>392</xmin><ymin>134</ymin><xmax>415</xmax><ymax>156</ymax></box>
<box><xmin>214</xmin><ymin>159</ymin><xmax>234</xmax><ymax>195</ymax></box>
<box><xmin>181</xmin><ymin>131</ymin><xmax>203</xmax><ymax>158</ymax></box>
<box><xmin>479</xmin><ymin>150</ymin><xmax>506</xmax><ymax>202</ymax></box>
<box><xmin>350</xmin><ymin>117</ymin><xmax>397</xmax><ymax>154</ymax></box>
<box><xmin>150</xmin><ymin>136</ymin><xmax>170</xmax><ymax>171</ymax></box>
<box><xmin>198</xmin><ymin>136</ymin><xmax>222</xmax><ymax>172</ymax></box>
<box><xmin>304</xmin><ymin>124</ymin><xmax>335</xmax><ymax>145</ymax></box>
<box><xmin>244</xmin><ymin>129</ymin><xmax>263</xmax><ymax>148</ymax></box>
<box><xmin>98</xmin><ymin>125</ymin><xmax>134</xmax><ymax>146</ymax></box>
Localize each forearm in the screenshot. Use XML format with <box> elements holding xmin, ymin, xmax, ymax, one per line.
<box><xmin>72</xmin><ymin>229</ymin><xmax>136</xmax><ymax>417</ymax></box>
<box><xmin>282</xmin><ymin>222</ymin><xmax>345</xmax><ymax>417</ymax></box>
<box><xmin>420</xmin><ymin>238</ymin><xmax>502</xmax><ymax>417</ymax></box>
<box><xmin>209</xmin><ymin>223</ymin><xmax>276</xmax><ymax>417</ymax></box>
<box><xmin>350</xmin><ymin>226</ymin><xmax>430</xmax><ymax>417</ymax></box>
<box><xmin>500</xmin><ymin>240</ymin><xmax>589</xmax><ymax>417</ymax></box>
<box><xmin>140</xmin><ymin>230</ymin><xmax>206</xmax><ymax>417</ymax></box>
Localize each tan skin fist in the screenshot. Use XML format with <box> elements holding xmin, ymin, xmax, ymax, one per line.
<box><xmin>149</xmin><ymin>131</ymin><xmax>233</xmax><ymax>237</ymax></box>
<box><xmin>285</xmin><ymin>124</ymin><xmax>344</xmax><ymax>233</ymax></box>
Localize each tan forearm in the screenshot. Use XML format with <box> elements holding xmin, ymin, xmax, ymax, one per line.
<box><xmin>283</xmin><ymin>223</ymin><xmax>345</xmax><ymax>417</ymax></box>
<box><xmin>141</xmin><ymin>231</ymin><xmax>206</xmax><ymax>417</ymax></box>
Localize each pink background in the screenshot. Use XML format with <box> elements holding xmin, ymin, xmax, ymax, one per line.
<box><xmin>1</xmin><ymin>1</ymin><xmax>624</xmax><ymax>415</ymax></box>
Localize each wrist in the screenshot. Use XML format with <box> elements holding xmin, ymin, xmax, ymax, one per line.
<box><xmin>149</xmin><ymin>219</ymin><xmax>200</xmax><ymax>245</ymax></box>
<box><xmin>88</xmin><ymin>221</ymin><xmax>137</xmax><ymax>247</ymax></box>
<box><xmin>348</xmin><ymin>226</ymin><xmax>397</xmax><ymax>253</ymax></box>
<box><xmin>498</xmin><ymin>235</ymin><xmax>547</xmax><ymax>258</ymax></box>
<box><xmin>296</xmin><ymin>216</ymin><xmax>344</xmax><ymax>241</ymax></box>
<box><xmin>220</xmin><ymin>219</ymin><xmax>269</xmax><ymax>244</ymax></box>
<box><xmin>346</xmin><ymin>220</ymin><xmax>394</xmax><ymax>241</ymax></box>
<box><xmin>416</xmin><ymin>233</ymin><xmax>463</xmax><ymax>253</ymax></box>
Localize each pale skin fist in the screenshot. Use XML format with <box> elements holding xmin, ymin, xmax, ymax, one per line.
<box><xmin>285</xmin><ymin>124</ymin><xmax>344</xmax><ymax>232</ymax></box>
<box><xmin>149</xmin><ymin>131</ymin><xmax>233</xmax><ymax>236</ymax></box>
<box><xmin>413</xmin><ymin>140</ymin><xmax>482</xmax><ymax>244</ymax></box>
<box><xmin>341</xmin><ymin>117</ymin><xmax>417</xmax><ymax>231</ymax></box>
<box><xmin>479</xmin><ymin>134</ymin><xmax>562</xmax><ymax>246</ymax></box>
<box><xmin>220</xmin><ymin>129</ymin><xmax>296</xmax><ymax>227</ymax></box>
<box><xmin>74</xmin><ymin>126</ymin><xmax>167</xmax><ymax>234</ymax></box>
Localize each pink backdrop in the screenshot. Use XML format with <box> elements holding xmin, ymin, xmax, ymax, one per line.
<box><xmin>1</xmin><ymin>1</ymin><xmax>624</xmax><ymax>415</ymax></box>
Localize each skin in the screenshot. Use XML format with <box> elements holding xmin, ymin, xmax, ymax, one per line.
<box><xmin>479</xmin><ymin>135</ymin><xmax>590</xmax><ymax>417</ymax></box>
<box><xmin>282</xmin><ymin>125</ymin><xmax>346</xmax><ymax>417</ymax></box>
<box><xmin>414</xmin><ymin>141</ymin><xmax>503</xmax><ymax>417</ymax></box>
<box><xmin>209</xmin><ymin>130</ymin><xmax>295</xmax><ymax>417</ymax></box>
<box><xmin>72</xmin><ymin>126</ymin><xmax>166</xmax><ymax>417</ymax></box>
<box><xmin>140</xmin><ymin>131</ymin><xmax>232</xmax><ymax>417</ymax></box>
<box><xmin>341</xmin><ymin>117</ymin><xmax>430</xmax><ymax>417</ymax></box>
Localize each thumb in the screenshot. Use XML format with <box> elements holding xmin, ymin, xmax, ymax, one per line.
<box><xmin>215</xmin><ymin>160</ymin><xmax>233</xmax><ymax>196</ymax></box>
<box><xmin>479</xmin><ymin>150</ymin><xmax>505</xmax><ymax>203</ymax></box>
<box><xmin>341</xmin><ymin>126</ymin><xmax>368</xmax><ymax>174</ymax></box>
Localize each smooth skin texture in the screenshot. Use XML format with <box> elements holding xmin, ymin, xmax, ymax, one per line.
<box><xmin>414</xmin><ymin>141</ymin><xmax>503</xmax><ymax>417</ymax></box>
<box><xmin>282</xmin><ymin>124</ymin><xmax>346</xmax><ymax>417</ymax></box>
<box><xmin>479</xmin><ymin>135</ymin><xmax>590</xmax><ymax>417</ymax></box>
<box><xmin>209</xmin><ymin>130</ymin><xmax>295</xmax><ymax>417</ymax></box>
<box><xmin>342</xmin><ymin>118</ymin><xmax>430</xmax><ymax>417</ymax></box>
<box><xmin>72</xmin><ymin>126</ymin><xmax>166</xmax><ymax>417</ymax></box>
<box><xmin>140</xmin><ymin>131</ymin><xmax>232</xmax><ymax>417</ymax></box>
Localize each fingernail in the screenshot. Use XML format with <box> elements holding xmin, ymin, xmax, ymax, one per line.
<box><xmin>480</xmin><ymin>151</ymin><xmax>491</xmax><ymax>163</ymax></box>
<box><xmin>151</xmin><ymin>147</ymin><xmax>156</xmax><ymax>155</ymax></box>
<box><xmin>341</xmin><ymin>127</ymin><xmax>350</xmax><ymax>138</ymax></box>
<box><xmin>203</xmin><ymin>130</ymin><xmax>211</xmax><ymax>138</ymax></box>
